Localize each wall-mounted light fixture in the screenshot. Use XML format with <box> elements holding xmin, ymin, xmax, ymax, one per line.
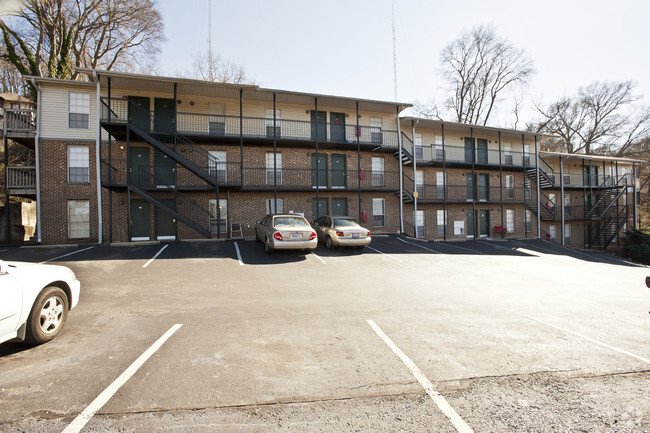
<box><xmin>177</xmin><ymin>99</ymin><xmax>182</xmax><ymax>104</ymax></box>
<box><xmin>190</xmin><ymin>101</ymin><xmax>195</xmax><ymax>106</ymax></box>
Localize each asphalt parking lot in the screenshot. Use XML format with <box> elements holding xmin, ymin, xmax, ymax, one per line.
<box><xmin>1</xmin><ymin>235</ymin><xmax>649</xmax><ymax>432</ymax></box>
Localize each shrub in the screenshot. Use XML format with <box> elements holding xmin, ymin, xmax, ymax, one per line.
<box><xmin>621</xmin><ymin>228</ymin><xmax>650</xmax><ymax>265</ymax></box>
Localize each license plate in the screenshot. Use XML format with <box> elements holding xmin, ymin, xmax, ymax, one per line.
<box><xmin>290</xmin><ymin>233</ymin><xmax>302</xmax><ymax>239</ymax></box>
<box><xmin>352</xmin><ymin>233</ymin><xmax>359</xmax><ymax>238</ymax></box>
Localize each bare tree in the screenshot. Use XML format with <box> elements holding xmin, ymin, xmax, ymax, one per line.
<box><xmin>183</xmin><ymin>50</ymin><xmax>256</xmax><ymax>85</ymax></box>
<box><xmin>0</xmin><ymin>59</ymin><xmax>27</xmax><ymax>94</ymax></box>
<box><xmin>0</xmin><ymin>0</ymin><xmax>164</xmax><ymax>97</ymax></box>
<box><xmin>535</xmin><ymin>81</ymin><xmax>650</xmax><ymax>155</ymax></box>
<box><xmin>437</xmin><ymin>24</ymin><xmax>535</xmax><ymax>126</ymax></box>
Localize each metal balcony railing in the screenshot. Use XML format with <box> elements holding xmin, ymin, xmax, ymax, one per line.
<box><xmin>402</xmin><ymin>139</ymin><xmax>534</xmax><ymax>168</ymax></box>
<box><xmin>100</xmin><ymin>97</ymin><xmax>399</xmax><ymax>149</ymax></box>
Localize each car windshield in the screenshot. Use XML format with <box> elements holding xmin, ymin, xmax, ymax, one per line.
<box><xmin>333</xmin><ymin>218</ymin><xmax>360</xmax><ymax>227</ymax></box>
<box><xmin>274</xmin><ymin>217</ymin><xmax>309</xmax><ymax>227</ymax></box>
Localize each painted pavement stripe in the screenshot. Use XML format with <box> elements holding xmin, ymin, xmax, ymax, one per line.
<box><xmin>142</xmin><ymin>244</ymin><xmax>169</xmax><ymax>268</ymax></box>
<box><xmin>40</xmin><ymin>246</ymin><xmax>95</xmax><ymax>264</ymax></box>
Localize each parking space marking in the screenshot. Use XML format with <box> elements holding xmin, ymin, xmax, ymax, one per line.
<box><xmin>475</xmin><ymin>240</ymin><xmax>511</xmax><ymax>251</ymax></box>
<box><xmin>39</xmin><ymin>246</ymin><xmax>95</xmax><ymax>264</ymax></box>
<box><xmin>62</xmin><ymin>324</ymin><xmax>183</xmax><ymax>433</ymax></box>
<box><xmin>311</xmin><ymin>252</ymin><xmax>327</xmax><ymax>264</ymax></box>
<box><xmin>366</xmin><ymin>246</ymin><xmax>403</xmax><ymax>262</ymax></box>
<box><xmin>522</xmin><ymin>315</ymin><xmax>650</xmax><ymax>364</ymax></box>
<box><xmin>367</xmin><ymin>320</ymin><xmax>474</xmax><ymax>433</ymax></box>
<box><xmin>142</xmin><ymin>244</ymin><xmax>169</xmax><ymax>268</ymax></box>
<box><xmin>441</xmin><ymin>242</ymin><xmax>484</xmax><ymax>254</ymax></box>
<box><xmin>234</xmin><ymin>242</ymin><xmax>244</xmax><ymax>266</ymax></box>
<box><xmin>397</xmin><ymin>237</ymin><xmax>441</xmax><ymax>253</ymax></box>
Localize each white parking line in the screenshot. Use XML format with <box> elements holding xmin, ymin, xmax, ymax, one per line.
<box><xmin>311</xmin><ymin>252</ymin><xmax>327</xmax><ymax>264</ymax></box>
<box><xmin>39</xmin><ymin>246</ymin><xmax>95</xmax><ymax>264</ymax></box>
<box><xmin>398</xmin><ymin>237</ymin><xmax>441</xmax><ymax>253</ymax></box>
<box><xmin>62</xmin><ymin>324</ymin><xmax>183</xmax><ymax>433</ymax></box>
<box><xmin>522</xmin><ymin>315</ymin><xmax>650</xmax><ymax>364</ymax></box>
<box><xmin>441</xmin><ymin>242</ymin><xmax>484</xmax><ymax>254</ymax></box>
<box><xmin>142</xmin><ymin>244</ymin><xmax>168</xmax><ymax>268</ymax></box>
<box><xmin>234</xmin><ymin>242</ymin><xmax>244</xmax><ymax>266</ymax></box>
<box><xmin>367</xmin><ymin>320</ymin><xmax>474</xmax><ymax>433</ymax></box>
<box><xmin>366</xmin><ymin>246</ymin><xmax>403</xmax><ymax>262</ymax></box>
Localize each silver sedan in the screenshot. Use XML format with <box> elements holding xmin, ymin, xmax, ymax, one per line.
<box><xmin>312</xmin><ymin>216</ymin><xmax>371</xmax><ymax>249</ymax></box>
<box><xmin>255</xmin><ymin>214</ymin><xmax>318</xmax><ymax>254</ymax></box>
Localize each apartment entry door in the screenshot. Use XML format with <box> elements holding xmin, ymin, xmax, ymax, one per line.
<box><xmin>466</xmin><ymin>210</ymin><xmax>475</xmax><ymax>238</ymax></box>
<box><xmin>330</xmin><ymin>112</ymin><xmax>346</xmax><ymax>142</ymax></box>
<box><xmin>331</xmin><ymin>154</ymin><xmax>346</xmax><ymax>188</ymax></box>
<box><xmin>129</xmin><ymin>147</ymin><xmax>150</xmax><ymax>187</ymax></box>
<box><xmin>128</xmin><ymin>96</ymin><xmax>150</xmax><ymax>132</ymax></box>
<box><xmin>130</xmin><ymin>199</ymin><xmax>150</xmax><ymax>241</ymax></box>
<box><xmin>154</xmin><ymin>98</ymin><xmax>175</xmax><ymax>133</ymax></box>
<box><xmin>312</xmin><ymin>198</ymin><xmax>328</xmax><ymax>219</ymax></box>
<box><xmin>156</xmin><ymin>199</ymin><xmax>176</xmax><ymax>240</ymax></box>
<box><xmin>332</xmin><ymin>198</ymin><xmax>348</xmax><ymax>216</ymax></box>
<box><xmin>310</xmin><ymin>110</ymin><xmax>327</xmax><ymax>141</ymax></box>
<box><xmin>154</xmin><ymin>149</ymin><xmax>175</xmax><ymax>187</ymax></box>
<box><xmin>479</xmin><ymin>210</ymin><xmax>490</xmax><ymax>237</ymax></box>
<box><xmin>312</xmin><ymin>154</ymin><xmax>328</xmax><ymax>188</ymax></box>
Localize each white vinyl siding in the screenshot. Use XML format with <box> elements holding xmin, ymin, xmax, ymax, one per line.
<box><xmin>68</xmin><ymin>145</ymin><xmax>89</xmax><ymax>183</ymax></box>
<box><xmin>68</xmin><ymin>200</ymin><xmax>90</xmax><ymax>238</ymax></box>
<box><xmin>40</xmin><ymin>83</ymin><xmax>96</xmax><ymax>140</ymax></box>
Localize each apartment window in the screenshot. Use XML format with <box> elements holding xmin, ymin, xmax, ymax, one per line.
<box><xmin>564</xmin><ymin>194</ymin><xmax>572</xmax><ymax>216</ymax></box>
<box><xmin>266</xmin><ymin>198</ymin><xmax>283</xmax><ymax>214</ymax></box>
<box><xmin>506</xmin><ymin>209</ymin><xmax>515</xmax><ymax>233</ymax></box>
<box><xmin>549</xmin><ymin>225</ymin><xmax>557</xmax><ymax>242</ymax></box>
<box><xmin>505</xmin><ymin>175</ymin><xmax>514</xmax><ymax>199</ymax></box>
<box><xmin>265</xmin><ymin>108</ymin><xmax>281</xmax><ymax>138</ymax></box>
<box><xmin>209</xmin><ymin>199</ymin><xmax>227</xmax><ymax>234</ymax></box>
<box><xmin>372</xmin><ymin>198</ymin><xmax>385</xmax><ymax>226</ymax></box>
<box><xmin>437</xmin><ymin>209</ymin><xmax>447</xmax><ymax>236</ymax></box>
<box><xmin>415</xmin><ymin>210</ymin><xmax>425</xmax><ymax>238</ymax></box>
<box><xmin>208</xmin><ymin>151</ymin><xmax>227</xmax><ymax>183</ymax></box>
<box><xmin>266</xmin><ymin>152</ymin><xmax>282</xmax><ymax>185</ymax></box>
<box><xmin>68</xmin><ymin>145</ymin><xmax>89</xmax><ymax>183</ymax></box>
<box><xmin>523</xmin><ymin>145</ymin><xmax>531</xmax><ymax>166</ymax></box>
<box><xmin>69</xmin><ymin>92</ymin><xmax>90</xmax><ymax>129</ymax></box>
<box><xmin>415</xmin><ymin>170</ymin><xmax>424</xmax><ymax>197</ymax></box>
<box><xmin>371</xmin><ymin>157</ymin><xmax>384</xmax><ymax>186</ymax></box>
<box><xmin>370</xmin><ymin>117</ymin><xmax>383</xmax><ymax>144</ymax></box>
<box><xmin>504</xmin><ymin>146</ymin><xmax>513</xmax><ymax>165</ymax></box>
<box><xmin>434</xmin><ymin>136</ymin><xmax>444</xmax><ymax>160</ymax></box>
<box><xmin>436</xmin><ymin>172</ymin><xmax>446</xmax><ymax>199</ymax></box>
<box><xmin>564</xmin><ymin>224</ymin><xmax>572</xmax><ymax>246</ymax></box>
<box><xmin>208</xmin><ymin>103</ymin><xmax>226</xmax><ymax>135</ymax></box>
<box><xmin>68</xmin><ymin>200</ymin><xmax>89</xmax><ymax>238</ymax></box>
<box><xmin>525</xmin><ymin>210</ymin><xmax>533</xmax><ymax>233</ymax></box>
<box><xmin>414</xmin><ymin>133</ymin><xmax>423</xmax><ymax>160</ymax></box>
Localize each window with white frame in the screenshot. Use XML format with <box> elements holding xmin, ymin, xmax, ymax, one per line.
<box><xmin>68</xmin><ymin>145</ymin><xmax>89</xmax><ymax>183</ymax></box>
<box><xmin>506</xmin><ymin>209</ymin><xmax>515</xmax><ymax>233</ymax></box>
<box><xmin>434</xmin><ymin>135</ymin><xmax>444</xmax><ymax>160</ymax></box>
<box><xmin>505</xmin><ymin>175</ymin><xmax>514</xmax><ymax>199</ymax></box>
<box><xmin>564</xmin><ymin>224</ymin><xmax>571</xmax><ymax>245</ymax></box>
<box><xmin>68</xmin><ymin>200</ymin><xmax>89</xmax><ymax>238</ymax></box>
<box><xmin>208</xmin><ymin>151</ymin><xmax>227</xmax><ymax>183</ymax></box>
<box><xmin>415</xmin><ymin>210</ymin><xmax>425</xmax><ymax>238</ymax></box>
<box><xmin>564</xmin><ymin>194</ymin><xmax>572</xmax><ymax>216</ymax></box>
<box><xmin>549</xmin><ymin>225</ymin><xmax>557</xmax><ymax>241</ymax></box>
<box><xmin>436</xmin><ymin>172</ymin><xmax>446</xmax><ymax>198</ymax></box>
<box><xmin>371</xmin><ymin>157</ymin><xmax>384</xmax><ymax>186</ymax></box>
<box><xmin>415</xmin><ymin>170</ymin><xmax>424</xmax><ymax>197</ymax></box>
<box><xmin>414</xmin><ymin>133</ymin><xmax>423</xmax><ymax>160</ymax></box>
<box><xmin>525</xmin><ymin>209</ymin><xmax>532</xmax><ymax>233</ymax></box>
<box><xmin>208</xmin><ymin>103</ymin><xmax>226</xmax><ymax>135</ymax></box>
<box><xmin>504</xmin><ymin>146</ymin><xmax>513</xmax><ymax>165</ymax></box>
<box><xmin>266</xmin><ymin>198</ymin><xmax>283</xmax><ymax>214</ymax></box>
<box><xmin>372</xmin><ymin>198</ymin><xmax>385</xmax><ymax>226</ymax></box>
<box><xmin>523</xmin><ymin>144</ymin><xmax>531</xmax><ymax>166</ymax></box>
<box><xmin>68</xmin><ymin>92</ymin><xmax>90</xmax><ymax>129</ymax></box>
<box><xmin>437</xmin><ymin>209</ymin><xmax>447</xmax><ymax>236</ymax></box>
<box><xmin>265</xmin><ymin>152</ymin><xmax>282</xmax><ymax>185</ymax></box>
<box><xmin>265</xmin><ymin>108</ymin><xmax>281</xmax><ymax>137</ymax></box>
<box><xmin>370</xmin><ymin>117</ymin><xmax>383</xmax><ymax>144</ymax></box>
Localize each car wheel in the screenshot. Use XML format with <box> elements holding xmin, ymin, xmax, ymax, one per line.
<box><xmin>265</xmin><ymin>237</ymin><xmax>274</xmax><ymax>254</ymax></box>
<box><xmin>325</xmin><ymin>236</ymin><xmax>335</xmax><ymax>249</ymax></box>
<box><xmin>25</xmin><ymin>286</ymin><xmax>69</xmax><ymax>345</ymax></box>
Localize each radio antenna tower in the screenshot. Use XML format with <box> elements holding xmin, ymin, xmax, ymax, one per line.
<box><xmin>208</xmin><ymin>0</ymin><xmax>213</xmax><ymax>81</ymax></box>
<box><xmin>392</xmin><ymin>0</ymin><xmax>398</xmax><ymax>102</ymax></box>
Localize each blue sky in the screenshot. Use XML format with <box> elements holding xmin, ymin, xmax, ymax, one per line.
<box><xmin>155</xmin><ymin>0</ymin><xmax>649</xmax><ymax>127</ymax></box>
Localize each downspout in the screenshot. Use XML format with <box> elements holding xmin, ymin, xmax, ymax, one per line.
<box><xmin>559</xmin><ymin>155</ymin><xmax>565</xmax><ymax>246</ymax></box>
<box><xmin>632</xmin><ymin>163</ymin><xmax>637</xmax><ymax>229</ymax></box>
<box><xmin>442</xmin><ymin>123</ymin><xmax>447</xmax><ymax>241</ymax></box>
<box><xmin>31</xmin><ymin>77</ymin><xmax>42</xmax><ymax>244</ymax></box>
<box><xmin>535</xmin><ymin>136</ymin><xmax>540</xmax><ymax>239</ymax></box>
<box><xmin>356</xmin><ymin>102</ymin><xmax>361</xmax><ymax>222</ymax></box>
<box><xmin>94</xmin><ymin>71</ymin><xmax>103</xmax><ymax>244</ymax></box>
<box><xmin>498</xmin><ymin>132</ymin><xmax>503</xmax><ymax>238</ymax></box>
<box><xmin>273</xmin><ymin>93</ymin><xmax>277</xmax><ymax>211</ymax></box>
<box><xmin>397</xmin><ymin>107</ymin><xmax>403</xmax><ymax>234</ymax></box>
<box><xmin>411</xmin><ymin>119</ymin><xmax>417</xmax><ymax>238</ymax></box>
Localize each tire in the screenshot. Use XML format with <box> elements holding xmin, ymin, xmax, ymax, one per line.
<box><xmin>25</xmin><ymin>286</ymin><xmax>69</xmax><ymax>345</ymax></box>
<box><xmin>265</xmin><ymin>237</ymin><xmax>274</xmax><ymax>254</ymax></box>
<box><xmin>325</xmin><ymin>236</ymin><xmax>335</xmax><ymax>250</ymax></box>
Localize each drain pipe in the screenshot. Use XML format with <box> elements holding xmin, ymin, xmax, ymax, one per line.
<box><xmin>31</xmin><ymin>78</ymin><xmax>42</xmax><ymax>244</ymax></box>
<box><xmin>93</xmin><ymin>70</ymin><xmax>103</xmax><ymax>244</ymax></box>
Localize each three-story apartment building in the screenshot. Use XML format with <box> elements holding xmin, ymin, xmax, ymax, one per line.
<box><xmin>16</xmin><ymin>69</ymin><xmax>642</xmax><ymax>249</ymax></box>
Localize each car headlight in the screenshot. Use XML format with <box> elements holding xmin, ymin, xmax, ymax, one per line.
<box><xmin>67</xmin><ymin>269</ymin><xmax>78</xmax><ymax>281</ymax></box>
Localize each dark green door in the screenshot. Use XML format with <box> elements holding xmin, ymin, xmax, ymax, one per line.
<box><xmin>312</xmin><ymin>154</ymin><xmax>328</xmax><ymax>188</ymax></box>
<box><xmin>476</xmin><ymin>139</ymin><xmax>488</xmax><ymax>164</ymax></box>
<box><xmin>464</xmin><ymin>137</ymin><xmax>474</xmax><ymax>163</ymax></box>
<box><xmin>128</xmin><ymin>96</ymin><xmax>150</xmax><ymax>132</ymax></box>
<box><xmin>130</xmin><ymin>199</ymin><xmax>150</xmax><ymax>240</ymax></box>
<box><xmin>310</xmin><ymin>110</ymin><xmax>327</xmax><ymax>141</ymax></box>
<box><xmin>154</xmin><ymin>98</ymin><xmax>175</xmax><ymax>134</ymax></box>
<box><xmin>129</xmin><ymin>147</ymin><xmax>150</xmax><ymax>187</ymax></box>
<box><xmin>479</xmin><ymin>210</ymin><xmax>489</xmax><ymax>237</ymax></box>
<box><xmin>466</xmin><ymin>173</ymin><xmax>475</xmax><ymax>201</ymax></box>
<box><xmin>583</xmin><ymin>165</ymin><xmax>599</xmax><ymax>187</ymax></box>
<box><xmin>478</xmin><ymin>173</ymin><xmax>489</xmax><ymax>201</ymax></box>
<box><xmin>332</xmin><ymin>198</ymin><xmax>348</xmax><ymax>216</ymax></box>
<box><xmin>466</xmin><ymin>210</ymin><xmax>475</xmax><ymax>238</ymax></box>
<box><xmin>156</xmin><ymin>199</ymin><xmax>176</xmax><ymax>239</ymax></box>
<box><xmin>330</xmin><ymin>112</ymin><xmax>346</xmax><ymax>142</ymax></box>
<box><xmin>312</xmin><ymin>198</ymin><xmax>329</xmax><ymax>219</ymax></box>
<box><xmin>331</xmin><ymin>154</ymin><xmax>346</xmax><ymax>188</ymax></box>
<box><xmin>154</xmin><ymin>149</ymin><xmax>175</xmax><ymax>187</ymax></box>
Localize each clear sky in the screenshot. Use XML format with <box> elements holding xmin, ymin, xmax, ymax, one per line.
<box><xmin>155</xmin><ymin>0</ymin><xmax>650</xmax><ymax>127</ymax></box>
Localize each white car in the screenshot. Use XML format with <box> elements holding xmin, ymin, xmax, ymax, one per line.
<box><xmin>0</xmin><ymin>260</ymin><xmax>81</xmax><ymax>345</ymax></box>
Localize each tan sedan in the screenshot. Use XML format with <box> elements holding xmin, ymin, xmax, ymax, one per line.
<box><xmin>255</xmin><ymin>214</ymin><xmax>318</xmax><ymax>254</ymax></box>
<box><xmin>312</xmin><ymin>216</ymin><xmax>371</xmax><ymax>249</ymax></box>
